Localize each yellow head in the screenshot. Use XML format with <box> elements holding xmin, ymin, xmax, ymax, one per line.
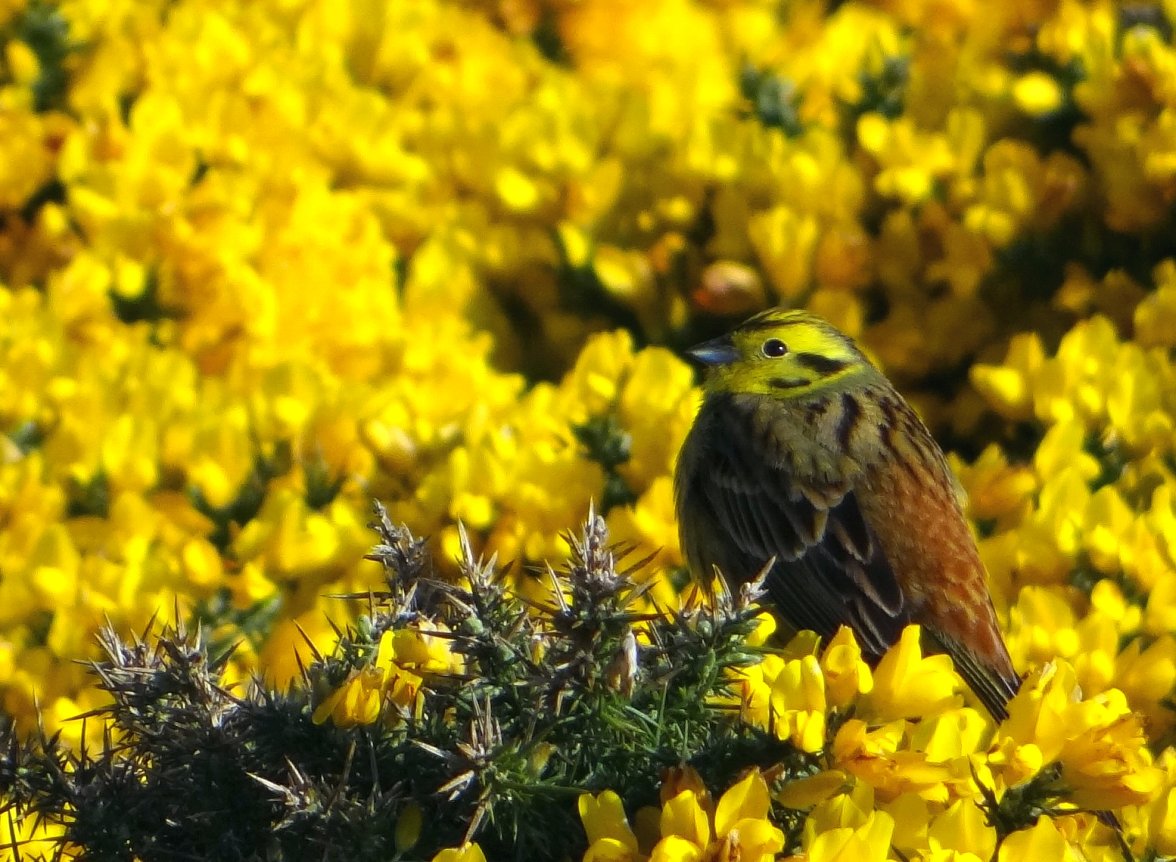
<box><xmin>686</xmin><ymin>309</ymin><xmax>875</xmax><ymax>398</ymax></box>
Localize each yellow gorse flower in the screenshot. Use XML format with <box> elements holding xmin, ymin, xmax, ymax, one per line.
<box><xmin>579</xmin><ymin>768</ymin><xmax>784</xmax><ymax>862</ymax></box>
<box><xmin>312</xmin><ymin>625</ymin><xmax>459</xmax><ymax>728</ymax></box>
<box><xmin>989</xmin><ymin>661</ymin><xmax>1162</xmax><ymax>810</ymax></box>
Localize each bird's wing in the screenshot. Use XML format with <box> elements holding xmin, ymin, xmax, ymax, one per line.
<box><xmin>685</xmin><ymin>411</ymin><xmax>908</xmax><ymax>660</ymax></box>
<box><xmin>923</xmin><ymin>628</ymin><xmax>1020</xmax><ymax>722</ymax></box>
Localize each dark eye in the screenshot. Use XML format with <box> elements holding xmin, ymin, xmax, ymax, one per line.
<box><xmin>762</xmin><ymin>338</ymin><xmax>788</xmax><ymax>358</ymax></box>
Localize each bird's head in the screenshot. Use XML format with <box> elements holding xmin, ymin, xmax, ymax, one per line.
<box><xmin>686</xmin><ymin>308</ymin><xmax>875</xmax><ymax>399</ymax></box>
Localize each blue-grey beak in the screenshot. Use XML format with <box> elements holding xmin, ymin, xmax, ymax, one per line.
<box><xmin>685</xmin><ymin>334</ymin><xmax>739</xmax><ymax>367</ymax></box>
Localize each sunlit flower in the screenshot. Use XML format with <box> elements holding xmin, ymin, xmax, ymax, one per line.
<box><xmin>926</xmin><ymin>798</ymin><xmax>996</xmax><ymax>861</ymax></box>
<box><xmin>806</xmin><ymin>809</ymin><xmax>894</xmax><ymax>862</ymax></box>
<box><xmin>311</xmin><ymin>625</ymin><xmax>458</xmax><ymax>728</ymax></box>
<box><xmin>820</xmin><ymin>626</ymin><xmax>874</xmax><ymax>709</ymax></box>
<box><xmin>860</xmin><ymin>626</ymin><xmax>962</xmax><ymax>722</ymax></box>
<box><xmin>989</xmin><ymin>661</ymin><xmax>1163</xmax><ymax>810</ymax></box>
<box><xmin>580</xmin><ymin>789</ymin><xmax>641</xmax><ymax>862</ymax></box>
<box><xmin>581</xmin><ymin>769</ymin><xmax>783</xmax><ymax>862</ymax></box>
<box><xmin>775</xmin><ymin>770</ymin><xmax>850</xmax><ymax>810</ymax></box>
<box><xmin>950</xmin><ymin>445</ymin><xmax>1036</xmax><ymax>526</ymax></box>
<box><xmin>732</xmin><ymin>648</ymin><xmax>828</xmax><ymax>753</ymax></box>
<box><xmin>1012</xmin><ymin>71</ymin><xmax>1064</xmax><ymax>117</ymax></box>
<box><xmin>997</xmin><ymin>816</ymin><xmax>1081</xmax><ymax>862</ymax></box>
<box><xmin>431</xmin><ymin>842</ymin><xmax>487</xmax><ymax>862</ymax></box>
<box><xmin>832</xmin><ymin>719</ymin><xmax>955</xmax><ymax>804</ymax></box>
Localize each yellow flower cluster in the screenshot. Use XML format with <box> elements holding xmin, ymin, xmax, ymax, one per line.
<box><xmin>580</xmin><ymin>768</ymin><xmax>783</xmax><ymax>862</ymax></box>
<box><xmin>0</xmin><ymin>0</ymin><xmax>1174</xmax><ymax>858</ymax></box>
<box><xmin>716</xmin><ymin>624</ymin><xmax>1156</xmax><ymax>860</ymax></box>
<box><xmin>310</xmin><ymin>625</ymin><xmax>459</xmax><ymax>728</ymax></box>
<box><xmin>0</xmin><ymin>0</ymin><xmax>709</xmax><ymax>745</ymax></box>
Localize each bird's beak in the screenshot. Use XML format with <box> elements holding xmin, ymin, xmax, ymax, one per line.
<box><xmin>685</xmin><ymin>334</ymin><xmax>739</xmax><ymax>367</ymax></box>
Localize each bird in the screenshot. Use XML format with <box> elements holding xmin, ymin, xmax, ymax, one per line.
<box><xmin>674</xmin><ymin>307</ymin><xmax>1021</xmax><ymax>722</ymax></box>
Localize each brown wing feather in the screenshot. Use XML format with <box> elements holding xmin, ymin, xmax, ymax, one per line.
<box><xmin>677</xmin><ymin>399</ymin><xmax>909</xmax><ymax>659</ymax></box>
<box><xmin>923</xmin><ymin>629</ymin><xmax>1020</xmax><ymax>722</ymax></box>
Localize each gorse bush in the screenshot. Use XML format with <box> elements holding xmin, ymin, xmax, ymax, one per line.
<box><xmin>0</xmin><ymin>506</ymin><xmax>791</xmax><ymax>860</ymax></box>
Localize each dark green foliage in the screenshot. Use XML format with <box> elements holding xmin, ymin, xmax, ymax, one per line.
<box><xmin>0</xmin><ymin>503</ymin><xmax>795</xmax><ymax>861</ymax></box>
<box><xmin>573</xmin><ymin>414</ymin><xmax>638</xmax><ymax>513</ymax></box>
<box><xmin>854</xmin><ymin>55</ymin><xmax>908</xmax><ymax>121</ymax></box>
<box><xmin>190</xmin><ymin>446</ymin><xmax>291</xmax><ymax>553</ymax></box>
<box><xmin>974</xmin><ymin>760</ymin><xmax>1130</xmax><ymax>857</ymax></box>
<box><xmin>739</xmin><ymin>64</ymin><xmax>804</xmax><ymax>136</ymax></box>
<box><xmin>11</xmin><ymin>2</ymin><xmax>72</xmax><ymax>112</ymax></box>
<box><xmin>65</xmin><ymin>471</ymin><xmax>110</xmax><ymax>518</ymax></box>
<box><xmin>109</xmin><ymin>270</ymin><xmax>177</xmax><ymax>327</ymax></box>
<box><xmin>0</xmin><ymin>623</ymin><xmax>398</xmax><ymax>861</ymax></box>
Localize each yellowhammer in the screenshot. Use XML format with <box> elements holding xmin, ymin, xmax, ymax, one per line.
<box><xmin>674</xmin><ymin>308</ymin><xmax>1020</xmax><ymax>721</ymax></box>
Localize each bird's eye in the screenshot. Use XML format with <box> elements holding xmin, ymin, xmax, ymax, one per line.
<box><xmin>762</xmin><ymin>338</ymin><xmax>789</xmax><ymax>358</ymax></box>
